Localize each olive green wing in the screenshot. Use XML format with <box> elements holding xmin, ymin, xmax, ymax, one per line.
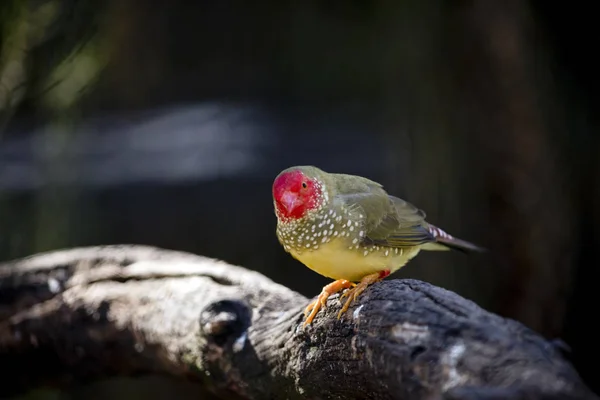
<box><xmin>363</xmin><ymin>195</ymin><xmax>435</xmax><ymax>248</ymax></box>
<box><xmin>331</xmin><ymin>174</ymin><xmax>434</xmax><ymax>248</ymax></box>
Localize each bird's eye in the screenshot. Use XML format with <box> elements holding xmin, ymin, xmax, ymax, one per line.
<box><xmin>301</xmin><ymin>182</ymin><xmax>307</xmax><ymax>189</ymax></box>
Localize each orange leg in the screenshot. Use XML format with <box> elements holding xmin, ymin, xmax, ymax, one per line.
<box><xmin>337</xmin><ymin>269</ymin><xmax>390</xmax><ymax>320</ymax></box>
<box><xmin>303</xmin><ymin>279</ymin><xmax>355</xmax><ymax>326</ymax></box>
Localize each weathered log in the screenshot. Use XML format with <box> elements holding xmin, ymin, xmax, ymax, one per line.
<box><xmin>0</xmin><ymin>245</ymin><xmax>595</xmax><ymax>399</ymax></box>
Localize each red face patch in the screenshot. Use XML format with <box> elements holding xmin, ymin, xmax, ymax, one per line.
<box><xmin>273</xmin><ymin>170</ymin><xmax>321</xmax><ymax>220</ymax></box>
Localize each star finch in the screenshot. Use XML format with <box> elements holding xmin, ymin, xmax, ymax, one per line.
<box><xmin>272</xmin><ymin>165</ymin><xmax>482</xmax><ymax>325</ymax></box>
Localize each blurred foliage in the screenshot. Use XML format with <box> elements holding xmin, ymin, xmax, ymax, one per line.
<box><xmin>0</xmin><ymin>0</ymin><xmax>108</xmax><ymax>126</ymax></box>
<box><xmin>0</xmin><ymin>0</ymin><xmax>30</xmax><ymax>131</ymax></box>
<box><xmin>1</xmin><ymin>0</ymin><xmax>109</xmax><ymax>255</ymax></box>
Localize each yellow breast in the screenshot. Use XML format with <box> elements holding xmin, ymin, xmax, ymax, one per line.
<box><xmin>288</xmin><ymin>237</ymin><xmax>420</xmax><ymax>282</ymax></box>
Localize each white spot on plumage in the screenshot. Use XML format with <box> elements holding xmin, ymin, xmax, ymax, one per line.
<box><xmin>363</xmin><ymin>250</ymin><xmax>368</xmax><ymax>256</ymax></box>
<box><xmin>349</xmin><ymin>226</ymin><xmax>354</xmax><ymax>232</ymax></box>
<box><xmin>352</xmin><ymin>238</ymin><xmax>358</xmax><ymax>244</ymax></box>
<box><xmin>334</xmin><ymin>231</ymin><xmax>338</xmax><ymax>236</ymax></box>
<box><xmin>359</xmin><ymin>231</ymin><xmax>364</xmax><ymax>237</ymax></box>
<box><xmin>385</xmin><ymin>249</ymin><xmax>389</xmax><ymax>256</ymax></box>
<box><xmin>323</xmin><ymin>230</ymin><xmax>328</xmax><ymax>236</ymax></box>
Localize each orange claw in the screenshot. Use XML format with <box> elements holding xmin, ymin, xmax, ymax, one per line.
<box><xmin>303</xmin><ymin>279</ymin><xmax>354</xmax><ymax>326</ymax></box>
<box><xmin>337</xmin><ymin>270</ymin><xmax>390</xmax><ymax>320</ymax></box>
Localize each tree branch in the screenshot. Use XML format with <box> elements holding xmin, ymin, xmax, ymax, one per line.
<box><xmin>0</xmin><ymin>245</ymin><xmax>596</xmax><ymax>399</ymax></box>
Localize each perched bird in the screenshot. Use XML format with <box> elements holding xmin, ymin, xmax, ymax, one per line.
<box><xmin>272</xmin><ymin>165</ymin><xmax>483</xmax><ymax>326</ymax></box>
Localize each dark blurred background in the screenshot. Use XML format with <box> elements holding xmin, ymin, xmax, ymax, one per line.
<box><xmin>1</xmin><ymin>0</ymin><xmax>598</xmax><ymax>399</ymax></box>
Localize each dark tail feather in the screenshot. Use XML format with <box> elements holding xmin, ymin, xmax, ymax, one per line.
<box><xmin>422</xmin><ymin>224</ymin><xmax>485</xmax><ymax>253</ymax></box>
<box><xmin>434</xmin><ymin>236</ymin><xmax>485</xmax><ymax>253</ymax></box>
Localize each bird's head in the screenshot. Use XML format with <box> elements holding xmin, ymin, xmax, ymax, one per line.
<box><xmin>272</xmin><ymin>166</ymin><xmax>328</xmax><ymax>222</ymax></box>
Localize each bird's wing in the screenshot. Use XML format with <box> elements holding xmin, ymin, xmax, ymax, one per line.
<box><xmin>332</xmin><ymin>175</ymin><xmax>434</xmax><ymax>248</ymax></box>
<box><xmin>376</xmin><ymin>196</ymin><xmax>436</xmax><ymax>247</ymax></box>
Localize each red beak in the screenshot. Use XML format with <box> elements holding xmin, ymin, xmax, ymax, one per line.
<box><xmin>280</xmin><ymin>191</ymin><xmax>301</xmax><ymax>214</ymax></box>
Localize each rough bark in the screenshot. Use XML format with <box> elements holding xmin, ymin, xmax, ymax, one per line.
<box><xmin>0</xmin><ymin>245</ymin><xmax>595</xmax><ymax>400</ymax></box>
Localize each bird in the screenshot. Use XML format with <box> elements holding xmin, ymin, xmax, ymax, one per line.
<box><xmin>272</xmin><ymin>165</ymin><xmax>483</xmax><ymax>326</ymax></box>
